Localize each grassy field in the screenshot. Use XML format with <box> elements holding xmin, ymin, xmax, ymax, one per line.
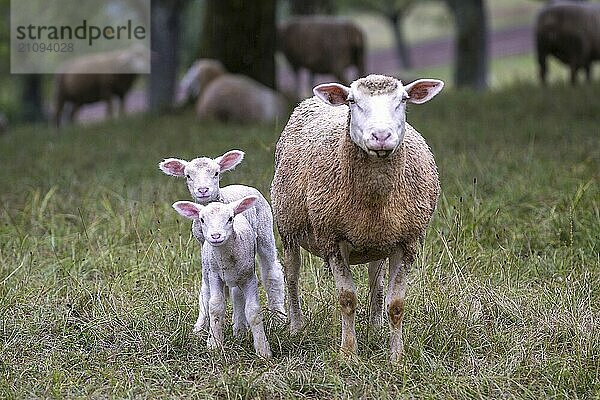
<box><xmin>1</xmin><ymin>81</ymin><xmax>599</xmax><ymax>398</ymax></box>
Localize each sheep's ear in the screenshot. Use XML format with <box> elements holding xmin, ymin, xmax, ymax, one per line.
<box><xmin>405</xmin><ymin>79</ymin><xmax>444</xmax><ymax>104</ymax></box>
<box><xmin>159</xmin><ymin>158</ymin><xmax>188</xmax><ymax>177</ymax></box>
<box><xmin>215</xmin><ymin>150</ymin><xmax>244</xmax><ymax>172</ymax></box>
<box><xmin>313</xmin><ymin>83</ymin><xmax>350</xmax><ymax>106</ymax></box>
<box><xmin>231</xmin><ymin>196</ymin><xmax>257</xmax><ymax>216</ymax></box>
<box><xmin>172</xmin><ymin>201</ymin><xmax>202</xmax><ymax>220</ymax></box>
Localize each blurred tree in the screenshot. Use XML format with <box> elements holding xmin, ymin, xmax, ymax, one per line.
<box><xmin>445</xmin><ymin>0</ymin><xmax>488</xmax><ymax>89</ymax></box>
<box><xmin>200</xmin><ymin>0</ymin><xmax>277</xmax><ymax>89</ymax></box>
<box><xmin>150</xmin><ymin>0</ymin><xmax>188</xmax><ymax>112</ymax></box>
<box><xmin>342</xmin><ymin>0</ymin><xmax>417</xmax><ymax>69</ymax></box>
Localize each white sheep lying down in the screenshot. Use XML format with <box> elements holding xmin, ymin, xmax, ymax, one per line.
<box><xmin>159</xmin><ymin>150</ymin><xmax>285</xmax><ymax>333</ymax></box>
<box><xmin>271</xmin><ymin>74</ymin><xmax>444</xmax><ymax>362</ymax></box>
<box><xmin>173</xmin><ymin>196</ymin><xmax>272</xmax><ymax>358</ymax></box>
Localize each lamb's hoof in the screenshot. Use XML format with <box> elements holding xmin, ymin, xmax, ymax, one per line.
<box><xmin>192</xmin><ymin>324</ymin><xmax>205</xmax><ymax>335</ymax></box>
<box><xmin>233</xmin><ymin>325</ymin><xmax>249</xmax><ymax>337</ymax></box>
<box><xmin>257</xmin><ymin>347</ymin><xmax>273</xmax><ymax>359</ymax></box>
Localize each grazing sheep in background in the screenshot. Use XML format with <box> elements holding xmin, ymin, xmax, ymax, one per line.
<box><xmin>179</xmin><ymin>59</ymin><xmax>289</xmax><ymax>123</ymax></box>
<box><xmin>54</xmin><ymin>46</ymin><xmax>148</xmax><ymax>127</ymax></box>
<box><xmin>173</xmin><ymin>196</ymin><xmax>272</xmax><ymax>359</ymax></box>
<box><xmin>278</xmin><ymin>16</ymin><xmax>365</xmax><ymax>95</ymax></box>
<box><xmin>271</xmin><ymin>74</ymin><xmax>444</xmax><ymax>362</ymax></box>
<box><xmin>535</xmin><ymin>2</ymin><xmax>600</xmax><ymax>85</ymax></box>
<box><xmin>159</xmin><ymin>150</ymin><xmax>286</xmax><ymax>332</ymax></box>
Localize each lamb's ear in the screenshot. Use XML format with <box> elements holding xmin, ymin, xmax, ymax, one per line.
<box><xmin>159</xmin><ymin>158</ymin><xmax>188</xmax><ymax>177</ymax></box>
<box><xmin>313</xmin><ymin>83</ymin><xmax>351</xmax><ymax>106</ymax></box>
<box><xmin>172</xmin><ymin>201</ymin><xmax>203</xmax><ymax>220</ymax></box>
<box><xmin>215</xmin><ymin>150</ymin><xmax>245</xmax><ymax>172</ymax></box>
<box><xmin>231</xmin><ymin>196</ymin><xmax>257</xmax><ymax>216</ymax></box>
<box><xmin>405</xmin><ymin>79</ymin><xmax>444</xmax><ymax>104</ymax></box>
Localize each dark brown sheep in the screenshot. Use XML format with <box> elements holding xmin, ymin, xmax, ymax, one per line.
<box><xmin>535</xmin><ymin>2</ymin><xmax>600</xmax><ymax>85</ymax></box>
<box><xmin>278</xmin><ymin>16</ymin><xmax>366</xmax><ymax>94</ymax></box>
<box><xmin>54</xmin><ymin>47</ymin><xmax>148</xmax><ymax>127</ymax></box>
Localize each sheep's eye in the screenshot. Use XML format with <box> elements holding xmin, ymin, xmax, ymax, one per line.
<box><xmin>200</xmin><ymin>218</ymin><xmax>204</xmax><ymax>224</ymax></box>
<box><xmin>228</xmin><ymin>216</ymin><xmax>233</xmax><ymax>223</ymax></box>
<box><xmin>185</xmin><ymin>174</ymin><xmax>191</xmax><ymax>179</ymax></box>
<box><xmin>347</xmin><ymin>98</ymin><xmax>355</xmax><ymax>105</ymax></box>
<box><xmin>214</xmin><ymin>171</ymin><xmax>219</xmax><ymax>177</ymax></box>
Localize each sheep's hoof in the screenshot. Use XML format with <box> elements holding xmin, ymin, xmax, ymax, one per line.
<box><xmin>192</xmin><ymin>324</ymin><xmax>205</xmax><ymax>335</ymax></box>
<box><xmin>257</xmin><ymin>347</ymin><xmax>273</xmax><ymax>359</ymax></box>
<box><xmin>233</xmin><ymin>325</ymin><xmax>249</xmax><ymax>337</ymax></box>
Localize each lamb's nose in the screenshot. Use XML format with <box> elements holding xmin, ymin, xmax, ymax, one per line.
<box><xmin>371</xmin><ymin>130</ymin><xmax>392</xmax><ymax>142</ymax></box>
<box><xmin>197</xmin><ymin>187</ymin><xmax>209</xmax><ymax>195</ymax></box>
<box><xmin>211</xmin><ymin>233</ymin><xmax>221</xmax><ymax>240</ymax></box>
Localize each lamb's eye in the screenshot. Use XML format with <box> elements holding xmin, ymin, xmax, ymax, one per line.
<box><xmin>214</xmin><ymin>171</ymin><xmax>219</xmax><ymax>177</ymax></box>
<box><xmin>347</xmin><ymin>98</ymin><xmax>355</xmax><ymax>104</ymax></box>
<box><xmin>228</xmin><ymin>217</ymin><xmax>233</xmax><ymax>223</ymax></box>
<box><xmin>200</xmin><ymin>218</ymin><xmax>204</xmax><ymax>224</ymax></box>
<box><xmin>185</xmin><ymin>174</ymin><xmax>191</xmax><ymax>179</ymax></box>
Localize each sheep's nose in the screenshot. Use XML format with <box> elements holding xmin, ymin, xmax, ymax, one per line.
<box><xmin>211</xmin><ymin>233</ymin><xmax>221</xmax><ymax>240</ymax></box>
<box><xmin>197</xmin><ymin>187</ymin><xmax>209</xmax><ymax>195</ymax></box>
<box><xmin>371</xmin><ymin>130</ymin><xmax>392</xmax><ymax>143</ymax></box>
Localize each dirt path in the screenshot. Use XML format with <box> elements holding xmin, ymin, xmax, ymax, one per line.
<box><xmin>77</xmin><ymin>25</ymin><xmax>534</xmax><ymax>123</ymax></box>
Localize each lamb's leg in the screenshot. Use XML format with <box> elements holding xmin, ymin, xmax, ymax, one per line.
<box><xmin>387</xmin><ymin>250</ymin><xmax>410</xmax><ymax>363</ymax></box>
<box><xmin>283</xmin><ymin>243</ymin><xmax>303</xmax><ymax>333</ymax></box>
<box><xmin>231</xmin><ymin>286</ymin><xmax>249</xmax><ymax>336</ymax></box>
<box><xmin>256</xmin><ymin>231</ymin><xmax>286</xmax><ymax>319</ymax></box>
<box><xmin>329</xmin><ymin>250</ymin><xmax>357</xmax><ymax>355</ymax></box>
<box><xmin>368</xmin><ymin>259</ymin><xmax>385</xmax><ymax>328</ymax></box>
<box><xmin>207</xmin><ymin>275</ymin><xmax>226</xmax><ymax>351</ymax></box>
<box><xmin>192</xmin><ymin>263</ymin><xmax>210</xmax><ymax>333</ymax></box>
<box><xmin>585</xmin><ymin>64</ymin><xmax>592</xmax><ymax>83</ymax></box>
<box><xmin>537</xmin><ymin>49</ymin><xmax>547</xmax><ymax>85</ymax></box>
<box><xmin>241</xmin><ymin>277</ymin><xmax>272</xmax><ymax>358</ymax></box>
<box><xmin>570</xmin><ymin>63</ymin><xmax>579</xmax><ymax>86</ymax></box>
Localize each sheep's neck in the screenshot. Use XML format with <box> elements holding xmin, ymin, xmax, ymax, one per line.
<box><xmin>339</xmin><ymin>131</ymin><xmax>406</xmax><ymax>203</ymax></box>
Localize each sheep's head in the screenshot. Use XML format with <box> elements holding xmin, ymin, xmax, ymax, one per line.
<box><xmin>159</xmin><ymin>150</ymin><xmax>244</xmax><ymax>204</ymax></box>
<box><xmin>179</xmin><ymin>59</ymin><xmax>226</xmax><ymax>102</ymax></box>
<box><xmin>313</xmin><ymin>75</ymin><xmax>444</xmax><ymax>158</ymax></box>
<box><xmin>172</xmin><ymin>196</ymin><xmax>257</xmax><ymax>246</ymax></box>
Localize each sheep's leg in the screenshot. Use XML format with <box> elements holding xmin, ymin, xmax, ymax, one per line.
<box><xmin>585</xmin><ymin>64</ymin><xmax>592</xmax><ymax>83</ymax></box>
<box><xmin>256</xmin><ymin>232</ymin><xmax>286</xmax><ymax>319</ymax></box>
<box><xmin>570</xmin><ymin>63</ymin><xmax>579</xmax><ymax>86</ymax></box>
<box><xmin>106</xmin><ymin>96</ymin><xmax>114</xmax><ymax>118</ymax></box>
<box><xmin>55</xmin><ymin>99</ymin><xmax>65</xmax><ymax>128</ymax></box>
<box><xmin>118</xmin><ymin>94</ymin><xmax>126</xmax><ymax>117</ymax></box>
<box><xmin>387</xmin><ymin>251</ymin><xmax>410</xmax><ymax>363</ymax></box>
<box><xmin>330</xmin><ymin>248</ymin><xmax>357</xmax><ymax>355</ymax></box>
<box><xmin>537</xmin><ymin>49</ymin><xmax>547</xmax><ymax>85</ymax></box>
<box><xmin>283</xmin><ymin>243</ymin><xmax>303</xmax><ymax>333</ymax></box>
<box><xmin>192</xmin><ymin>266</ymin><xmax>210</xmax><ymax>333</ymax></box>
<box><xmin>207</xmin><ymin>275</ymin><xmax>226</xmax><ymax>351</ymax></box>
<box><xmin>241</xmin><ymin>277</ymin><xmax>272</xmax><ymax>359</ymax></box>
<box><xmin>368</xmin><ymin>259</ymin><xmax>385</xmax><ymax>328</ymax></box>
<box><xmin>231</xmin><ymin>286</ymin><xmax>249</xmax><ymax>336</ymax></box>
<box><xmin>69</xmin><ymin>104</ymin><xmax>81</xmax><ymax>124</ymax></box>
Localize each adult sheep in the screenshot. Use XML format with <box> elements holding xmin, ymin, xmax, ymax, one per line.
<box><xmin>535</xmin><ymin>1</ymin><xmax>600</xmax><ymax>85</ymax></box>
<box><xmin>180</xmin><ymin>59</ymin><xmax>289</xmax><ymax>124</ymax></box>
<box><xmin>54</xmin><ymin>46</ymin><xmax>148</xmax><ymax>127</ymax></box>
<box><xmin>278</xmin><ymin>16</ymin><xmax>365</xmax><ymax>94</ymax></box>
<box><xmin>271</xmin><ymin>74</ymin><xmax>443</xmax><ymax>362</ymax></box>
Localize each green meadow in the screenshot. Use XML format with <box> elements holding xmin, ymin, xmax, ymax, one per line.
<box><xmin>1</xmin><ymin>81</ymin><xmax>599</xmax><ymax>398</ymax></box>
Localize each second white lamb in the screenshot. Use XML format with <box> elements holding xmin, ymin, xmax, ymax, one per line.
<box><xmin>172</xmin><ymin>196</ymin><xmax>272</xmax><ymax>359</ymax></box>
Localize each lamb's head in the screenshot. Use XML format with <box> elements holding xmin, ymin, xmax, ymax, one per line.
<box><xmin>172</xmin><ymin>196</ymin><xmax>257</xmax><ymax>246</ymax></box>
<box><xmin>313</xmin><ymin>75</ymin><xmax>444</xmax><ymax>158</ymax></box>
<box><xmin>159</xmin><ymin>150</ymin><xmax>244</xmax><ymax>204</ymax></box>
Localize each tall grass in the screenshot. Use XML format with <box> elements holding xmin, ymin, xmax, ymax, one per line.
<box><xmin>1</xmin><ymin>82</ymin><xmax>598</xmax><ymax>398</ymax></box>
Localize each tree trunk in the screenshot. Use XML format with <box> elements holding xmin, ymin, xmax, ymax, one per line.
<box><xmin>389</xmin><ymin>13</ymin><xmax>412</xmax><ymax>70</ymax></box>
<box><xmin>201</xmin><ymin>0</ymin><xmax>277</xmax><ymax>89</ymax></box>
<box><xmin>21</xmin><ymin>75</ymin><xmax>44</xmax><ymax>122</ymax></box>
<box><xmin>446</xmin><ymin>0</ymin><xmax>488</xmax><ymax>89</ymax></box>
<box><xmin>149</xmin><ymin>0</ymin><xmax>186</xmax><ymax>112</ymax></box>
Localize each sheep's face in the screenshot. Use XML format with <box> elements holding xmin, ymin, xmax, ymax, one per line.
<box><xmin>314</xmin><ymin>75</ymin><xmax>444</xmax><ymax>158</ymax></box>
<box><xmin>159</xmin><ymin>150</ymin><xmax>244</xmax><ymax>204</ymax></box>
<box><xmin>179</xmin><ymin>59</ymin><xmax>225</xmax><ymax>101</ymax></box>
<box><xmin>172</xmin><ymin>196</ymin><xmax>257</xmax><ymax>247</ymax></box>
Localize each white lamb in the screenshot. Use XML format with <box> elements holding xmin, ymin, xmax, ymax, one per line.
<box><xmin>172</xmin><ymin>196</ymin><xmax>272</xmax><ymax>359</ymax></box>
<box><xmin>159</xmin><ymin>150</ymin><xmax>285</xmax><ymax>332</ymax></box>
